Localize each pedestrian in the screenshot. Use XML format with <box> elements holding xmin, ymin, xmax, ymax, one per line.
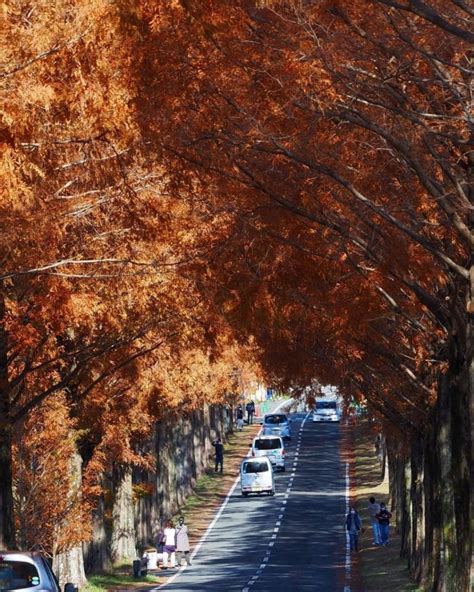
<box><xmin>236</xmin><ymin>406</ymin><xmax>244</xmax><ymax>431</ymax></box>
<box><xmin>211</xmin><ymin>436</ymin><xmax>224</xmax><ymax>473</ymax></box>
<box><xmin>156</xmin><ymin>527</ymin><xmax>165</xmax><ymax>556</ymax></box>
<box><xmin>345</xmin><ymin>506</ymin><xmax>362</xmax><ymax>552</ymax></box>
<box><xmin>376</xmin><ymin>502</ymin><xmax>392</xmax><ymax>545</ymax></box>
<box><xmin>367</xmin><ymin>496</ymin><xmax>381</xmax><ymax>545</ymax></box>
<box><xmin>161</xmin><ymin>520</ymin><xmax>177</xmax><ymax>568</ymax></box>
<box><xmin>175</xmin><ymin>515</ymin><xmax>192</xmax><ymax>566</ymax></box>
<box><xmin>246</xmin><ymin>400</ymin><xmax>255</xmax><ymax>424</ymax></box>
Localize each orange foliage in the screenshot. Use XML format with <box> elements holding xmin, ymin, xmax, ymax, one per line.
<box><xmin>1</xmin><ymin>0</ymin><xmax>471</xmax><ymax>554</ymax></box>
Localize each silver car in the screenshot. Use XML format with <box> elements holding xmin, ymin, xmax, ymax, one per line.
<box><xmin>0</xmin><ymin>551</ymin><xmax>77</xmax><ymax>592</ymax></box>
<box><xmin>251</xmin><ymin>435</ymin><xmax>286</xmax><ymax>471</ymax></box>
<box><xmin>262</xmin><ymin>413</ymin><xmax>291</xmax><ymax>440</ymax></box>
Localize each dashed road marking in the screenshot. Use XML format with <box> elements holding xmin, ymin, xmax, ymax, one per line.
<box><xmin>241</xmin><ymin>410</ymin><xmax>310</xmax><ymax>592</ymax></box>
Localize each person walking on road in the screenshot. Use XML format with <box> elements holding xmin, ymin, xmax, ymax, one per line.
<box><xmin>376</xmin><ymin>503</ymin><xmax>392</xmax><ymax>545</ymax></box>
<box><xmin>236</xmin><ymin>405</ymin><xmax>244</xmax><ymax>431</ymax></box>
<box><xmin>345</xmin><ymin>507</ymin><xmax>362</xmax><ymax>552</ymax></box>
<box><xmin>161</xmin><ymin>520</ymin><xmax>177</xmax><ymax>568</ymax></box>
<box><xmin>246</xmin><ymin>401</ymin><xmax>255</xmax><ymax>424</ymax></box>
<box><xmin>367</xmin><ymin>496</ymin><xmax>381</xmax><ymax>545</ymax></box>
<box><xmin>212</xmin><ymin>436</ymin><xmax>224</xmax><ymax>473</ymax></box>
<box><xmin>175</xmin><ymin>515</ymin><xmax>192</xmax><ymax>566</ymax></box>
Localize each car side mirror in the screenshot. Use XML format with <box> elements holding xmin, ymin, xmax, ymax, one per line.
<box><xmin>64</xmin><ymin>584</ymin><xmax>78</xmax><ymax>592</ymax></box>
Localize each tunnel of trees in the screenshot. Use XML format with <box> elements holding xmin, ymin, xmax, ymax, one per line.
<box><xmin>1</xmin><ymin>1</ymin><xmax>472</xmax><ymax>590</ymax></box>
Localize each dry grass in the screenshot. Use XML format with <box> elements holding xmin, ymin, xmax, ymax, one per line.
<box><xmin>354</xmin><ymin>419</ymin><xmax>422</xmax><ymax>592</ymax></box>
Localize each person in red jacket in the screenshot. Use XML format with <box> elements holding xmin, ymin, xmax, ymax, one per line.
<box><xmin>376</xmin><ymin>502</ymin><xmax>392</xmax><ymax>545</ymax></box>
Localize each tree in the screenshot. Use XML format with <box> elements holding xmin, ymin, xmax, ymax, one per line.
<box><xmin>128</xmin><ymin>1</ymin><xmax>471</xmax><ymax>588</ymax></box>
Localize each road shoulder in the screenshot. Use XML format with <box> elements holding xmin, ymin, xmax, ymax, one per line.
<box><xmin>353</xmin><ymin>418</ymin><xmax>422</xmax><ymax>592</ymax></box>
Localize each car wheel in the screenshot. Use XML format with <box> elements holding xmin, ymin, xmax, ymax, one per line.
<box><xmin>281</xmin><ymin>466</ymin><xmax>286</xmax><ymax>472</ymax></box>
<box><xmin>269</xmin><ymin>489</ymin><xmax>275</xmax><ymax>496</ymax></box>
<box><xmin>242</xmin><ymin>492</ymin><xmax>248</xmax><ymax>497</ymax></box>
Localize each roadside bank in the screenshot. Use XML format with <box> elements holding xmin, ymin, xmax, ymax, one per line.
<box><xmin>353</xmin><ymin>419</ymin><xmax>421</xmax><ymax>592</ymax></box>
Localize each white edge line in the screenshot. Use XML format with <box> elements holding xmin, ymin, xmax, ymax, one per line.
<box><xmin>344</xmin><ymin>461</ymin><xmax>351</xmax><ymax>591</ymax></box>
<box><xmin>155</xmin><ymin>398</ymin><xmax>292</xmax><ymax>589</ymax></box>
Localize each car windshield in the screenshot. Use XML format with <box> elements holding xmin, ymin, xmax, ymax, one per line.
<box><xmin>264</xmin><ymin>415</ymin><xmax>287</xmax><ymax>425</ymax></box>
<box><xmin>243</xmin><ymin>461</ymin><xmax>269</xmax><ymax>473</ymax></box>
<box><xmin>254</xmin><ymin>438</ymin><xmax>281</xmax><ymax>450</ymax></box>
<box><xmin>317</xmin><ymin>402</ymin><xmax>337</xmax><ymax>410</ymax></box>
<box><xmin>0</xmin><ymin>560</ymin><xmax>40</xmax><ymax>590</ymax></box>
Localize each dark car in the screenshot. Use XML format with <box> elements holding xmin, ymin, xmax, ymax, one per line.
<box><xmin>0</xmin><ymin>551</ymin><xmax>77</xmax><ymax>592</ymax></box>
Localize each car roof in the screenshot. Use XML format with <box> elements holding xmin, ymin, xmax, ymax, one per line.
<box><xmin>253</xmin><ymin>434</ymin><xmax>283</xmax><ymax>441</ymax></box>
<box><xmin>264</xmin><ymin>413</ymin><xmax>287</xmax><ymax>418</ymax></box>
<box><xmin>0</xmin><ymin>551</ymin><xmax>40</xmax><ymax>563</ymax></box>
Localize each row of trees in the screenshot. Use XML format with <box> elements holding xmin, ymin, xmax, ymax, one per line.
<box><xmin>1</xmin><ymin>1</ymin><xmax>471</xmax><ymax>590</ymax></box>
<box><xmin>1</xmin><ymin>0</ymin><xmax>261</xmax><ymax>583</ymax></box>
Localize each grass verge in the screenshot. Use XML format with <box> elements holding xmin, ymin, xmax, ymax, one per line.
<box><xmin>353</xmin><ymin>419</ymin><xmax>422</xmax><ymax>592</ymax></box>
<box><xmin>82</xmin><ymin>573</ymin><xmax>160</xmax><ymax>592</ymax></box>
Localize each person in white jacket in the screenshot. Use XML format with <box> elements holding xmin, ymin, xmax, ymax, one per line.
<box><xmin>162</xmin><ymin>520</ymin><xmax>177</xmax><ymax>568</ymax></box>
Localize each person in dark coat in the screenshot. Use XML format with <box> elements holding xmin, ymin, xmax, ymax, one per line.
<box><xmin>236</xmin><ymin>405</ymin><xmax>244</xmax><ymax>431</ymax></box>
<box><xmin>345</xmin><ymin>507</ymin><xmax>362</xmax><ymax>552</ymax></box>
<box><xmin>376</xmin><ymin>503</ymin><xmax>392</xmax><ymax>545</ymax></box>
<box><xmin>246</xmin><ymin>401</ymin><xmax>255</xmax><ymax>424</ymax></box>
<box><xmin>212</xmin><ymin>436</ymin><xmax>224</xmax><ymax>473</ymax></box>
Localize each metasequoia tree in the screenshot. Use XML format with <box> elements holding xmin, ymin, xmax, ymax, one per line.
<box><xmin>1</xmin><ymin>0</ymin><xmax>259</xmax><ymax>576</ymax></box>
<box><xmin>127</xmin><ymin>1</ymin><xmax>471</xmax><ymax>589</ymax></box>
<box><xmin>2</xmin><ymin>0</ymin><xmax>471</xmax><ymax>589</ymax></box>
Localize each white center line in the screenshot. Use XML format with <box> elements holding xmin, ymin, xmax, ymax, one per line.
<box><xmin>241</xmin><ymin>411</ymin><xmax>310</xmax><ymax>592</ymax></box>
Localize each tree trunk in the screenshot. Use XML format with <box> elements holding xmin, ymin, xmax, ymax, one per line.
<box><xmin>52</xmin><ymin>451</ymin><xmax>87</xmax><ymax>587</ymax></box>
<box><xmin>0</xmin><ymin>295</ymin><xmax>15</xmax><ymax>549</ymax></box>
<box><xmin>53</xmin><ymin>546</ymin><xmax>87</xmax><ymax>589</ymax></box>
<box><xmin>83</xmin><ymin>492</ymin><xmax>111</xmax><ymax>573</ymax></box>
<box><xmin>110</xmin><ymin>465</ymin><xmax>136</xmax><ymax>563</ymax></box>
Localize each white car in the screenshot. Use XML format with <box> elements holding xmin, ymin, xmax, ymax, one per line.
<box><xmin>313</xmin><ymin>400</ymin><xmax>340</xmax><ymax>422</ymax></box>
<box><xmin>0</xmin><ymin>551</ymin><xmax>77</xmax><ymax>592</ymax></box>
<box><xmin>251</xmin><ymin>435</ymin><xmax>285</xmax><ymax>471</ymax></box>
<box><xmin>240</xmin><ymin>456</ymin><xmax>275</xmax><ymax>497</ymax></box>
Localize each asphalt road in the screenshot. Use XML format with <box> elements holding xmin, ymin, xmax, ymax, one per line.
<box><xmin>161</xmin><ymin>411</ymin><xmax>348</xmax><ymax>592</ymax></box>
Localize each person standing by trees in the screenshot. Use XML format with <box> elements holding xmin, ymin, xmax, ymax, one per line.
<box><xmin>161</xmin><ymin>520</ymin><xmax>177</xmax><ymax>569</ymax></box>
<box><xmin>236</xmin><ymin>405</ymin><xmax>244</xmax><ymax>431</ymax></box>
<box><xmin>367</xmin><ymin>497</ymin><xmax>381</xmax><ymax>545</ymax></box>
<box><xmin>175</xmin><ymin>516</ymin><xmax>192</xmax><ymax>566</ymax></box>
<box><xmin>376</xmin><ymin>503</ymin><xmax>392</xmax><ymax>546</ymax></box>
<box><xmin>246</xmin><ymin>401</ymin><xmax>255</xmax><ymax>425</ymax></box>
<box><xmin>211</xmin><ymin>436</ymin><xmax>224</xmax><ymax>473</ymax></box>
<box><xmin>345</xmin><ymin>507</ymin><xmax>362</xmax><ymax>553</ymax></box>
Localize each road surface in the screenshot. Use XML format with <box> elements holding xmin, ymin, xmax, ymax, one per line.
<box><xmin>160</xmin><ymin>411</ymin><xmax>349</xmax><ymax>592</ymax></box>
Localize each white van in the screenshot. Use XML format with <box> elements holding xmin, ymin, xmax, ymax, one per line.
<box><xmin>313</xmin><ymin>399</ymin><xmax>340</xmax><ymax>422</ymax></box>
<box><xmin>251</xmin><ymin>435</ymin><xmax>285</xmax><ymax>471</ymax></box>
<box><xmin>240</xmin><ymin>456</ymin><xmax>275</xmax><ymax>497</ymax></box>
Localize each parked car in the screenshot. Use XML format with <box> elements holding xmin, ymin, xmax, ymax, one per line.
<box><xmin>240</xmin><ymin>456</ymin><xmax>275</xmax><ymax>497</ymax></box>
<box><xmin>262</xmin><ymin>413</ymin><xmax>291</xmax><ymax>439</ymax></box>
<box><xmin>0</xmin><ymin>551</ymin><xmax>77</xmax><ymax>592</ymax></box>
<box><xmin>251</xmin><ymin>435</ymin><xmax>285</xmax><ymax>471</ymax></box>
<box><xmin>312</xmin><ymin>400</ymin><xmax>340</xmax><ymax>423</ymax></box>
